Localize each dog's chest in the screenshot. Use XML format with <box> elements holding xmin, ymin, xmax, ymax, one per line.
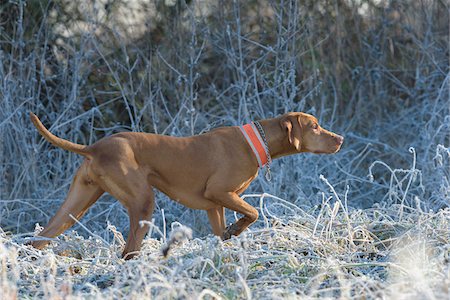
<box><xmin>235</xmin><ymin>172</ymin><xmax>258</xmax><ymax>195</ymax></box>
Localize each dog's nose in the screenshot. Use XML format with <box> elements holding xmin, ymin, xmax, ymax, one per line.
<box><xmin>335</xmin><ymin>135</ymin><xmax>344</xmax><ymax>145</ymax></box>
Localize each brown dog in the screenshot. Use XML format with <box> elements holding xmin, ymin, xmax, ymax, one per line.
<box><xmin>29</xmin><ymin>112</ymin><xmax>343</xmax><ymax>259</ymax></box>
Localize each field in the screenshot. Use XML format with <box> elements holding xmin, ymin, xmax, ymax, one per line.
<box><xmin>0</xmin><ymin>0</ymin><xmax>449</xmax><ymax>299</ymax></box>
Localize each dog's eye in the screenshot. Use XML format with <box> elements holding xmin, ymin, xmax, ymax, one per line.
<box><xmin>312</xmin><ymin>123</ymin><xmax>318</xmax><ymax>129</ymax></box>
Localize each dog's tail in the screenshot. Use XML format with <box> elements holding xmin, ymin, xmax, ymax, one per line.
<box><xmin>30</xmin><ymin>112</ymin><xmax>91</xmax><ymax>158</ymax></box>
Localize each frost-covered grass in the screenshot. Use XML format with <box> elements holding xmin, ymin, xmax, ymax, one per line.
<box><xmin>1</xmin><ymin>0</ymin><xmax>449</xmax><ymax>299</ymax></box>
<box><xmin>2</xmin><ymin>147</ymin><xmax>450</xmax><ymax>298</ymax></box>
<box><xmin>1</xmin><ymin>193</ymin><xmax>449</xmax><ymax>299</ymax></box>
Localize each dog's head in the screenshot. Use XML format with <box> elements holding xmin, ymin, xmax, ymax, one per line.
<box><xmin>280</xmin><ymin>112</ymin><xmax>343</xmax><ymax>154</ymax></box>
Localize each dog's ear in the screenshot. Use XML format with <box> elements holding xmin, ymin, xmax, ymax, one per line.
<box><xmin>280</xmin><ymin>115</ymin><xmax>302</xmax><ymax>151</ymax></box>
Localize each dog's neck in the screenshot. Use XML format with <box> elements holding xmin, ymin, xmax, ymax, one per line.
<box><xmin>259</xmin><ymin>118</ymin><xmax>296</xmax><ymax>159</ymax></box>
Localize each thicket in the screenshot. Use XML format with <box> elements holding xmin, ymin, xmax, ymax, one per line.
<box><xmin>0</xmin><ymin>0</ymin><xmax>448</xmax><ymax>297</ymax></box>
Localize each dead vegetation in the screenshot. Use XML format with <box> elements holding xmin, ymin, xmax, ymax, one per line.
<box><xmin>0</xmin><ymin>0</ymin><xmax>449</xmax><ymax>298</ymax></box>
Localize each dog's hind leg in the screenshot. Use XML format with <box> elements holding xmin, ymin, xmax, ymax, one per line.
<box><xmin>31</xmin><ymin>160</ymin><xmax>104</xmax><ymax>249</ymax></box>
<box><xmin>94</xmin><ymin>163</ymin><xmax>155</xmax><ymax>260</ymax></box>
<box><xmin>121</xmin><ymin>188</ymin><xmax>155</xmax><ymax>260</ymax></box>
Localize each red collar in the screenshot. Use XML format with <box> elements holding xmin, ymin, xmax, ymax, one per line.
<box><xmin>239</xmin><ymin>122</ymin><xmax>270</xmax><ymax>168</ymax></box>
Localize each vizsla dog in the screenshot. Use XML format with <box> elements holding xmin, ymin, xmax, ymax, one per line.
<box><xmin>29</xmin><ymin>112</ymin><xmax>343</xmax><ymax>259</ymax></box>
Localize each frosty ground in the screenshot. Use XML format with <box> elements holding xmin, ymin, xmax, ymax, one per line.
<box><xmin>1</xmin><ymin>0</ymin><xmax>449</xmax><ymax>299</ymax></box>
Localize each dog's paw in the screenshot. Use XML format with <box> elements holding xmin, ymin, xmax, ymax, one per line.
<box><xmin>222</xmin><ymin>223</ymin><xmax>238</xmax><ymax>240</ymax></box>
<box><xmin>222</xmin><ymin>231</ymin><xmax>232</xmax><ymax>240</ymax></box>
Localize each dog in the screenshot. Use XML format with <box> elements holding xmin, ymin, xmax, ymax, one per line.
<box><xmin>29</xmin><ymin>112</ymin><xmax>343</xmax><ymax>259</ymax></box>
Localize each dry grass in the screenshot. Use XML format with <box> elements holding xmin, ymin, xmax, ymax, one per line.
<box><xmin>1</xmin><ymin>192</ymin><xmax>448</xmax><ymax>298</ymax></box>
<box><xmin>0</xmin><ymin>0</ymin><xmax>449</xmax><ymax>298</ymax></box>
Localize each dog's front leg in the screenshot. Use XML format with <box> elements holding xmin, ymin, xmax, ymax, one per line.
<box><xmin>207</xmin><ymin>206</ymin><xmax>226</xmax><ymax>236</ymax></box>
<box><xmin>204</xmin><ymin>191</ymin><xmax>259</xmax><ymax>239</ymax></box>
